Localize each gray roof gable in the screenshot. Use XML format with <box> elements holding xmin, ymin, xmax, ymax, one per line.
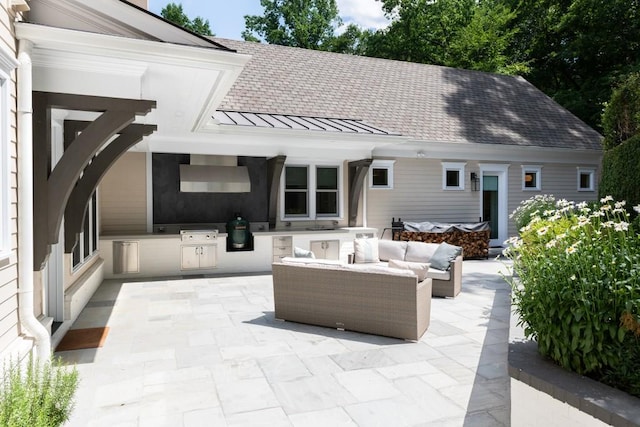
<box><xmin>215</xmin><ymin>38</ymin><xmax>603</xmax><ymax>151</ymax></box>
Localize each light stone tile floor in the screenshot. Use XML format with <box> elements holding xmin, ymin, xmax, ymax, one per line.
<box><xmin>59</xmin><ymin>257</ymin><xmax>513</xmax><ymax>427</ymax></box>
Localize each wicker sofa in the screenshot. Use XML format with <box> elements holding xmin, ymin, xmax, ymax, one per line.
<box><xmin>272</xmin><ymin>259</ymin><xmax>432</xmax><ymax>341</ymax></box>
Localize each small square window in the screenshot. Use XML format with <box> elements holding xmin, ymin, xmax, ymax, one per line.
<box><xmin>577</xmin><ymin>168</ymin><xmax>595</xmax><ymax>191</ymax></box>
<box><xmin>369</xmin><ymin>160</ymin><xmax>395</xmax><ymax>189</ymax></box>
<box><xmin>372</xmin><ymin>168</ymin><xmax>388</xmax><ymax>186</ymax></box>
<box><xmin>522</xmin><ymin>165</ymin><xmax>542</xmax><ymax>191</ymax></box>
<box><xmin>441</xmin><ymin>162</ymin><xmax>465</xmax><ymax>190</ymax></box>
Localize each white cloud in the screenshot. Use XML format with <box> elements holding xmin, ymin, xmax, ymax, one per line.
<box><xmin>337</xmin><ymin>0</ymin><xmax>389</xmax><ymax>30</ymax></box>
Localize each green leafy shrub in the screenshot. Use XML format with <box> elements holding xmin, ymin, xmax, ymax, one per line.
<box><xmin>504</xmin><ymin>196</ymin><xmax>640</xmax><ymax>393</ymax></box>
<box><xmin>509</xmin><ymin>194</ymin><xmax>556</xmax><ymax>231</ymax></box>
<box><xmin>599</xmin><ymin>135</ymin><xmax>640</xmax><ymax>209</ymax></box>
<box><xmin>0</xmin><ymin>355</ymin><xmax>79</xmax><ymax>427</ymax></box>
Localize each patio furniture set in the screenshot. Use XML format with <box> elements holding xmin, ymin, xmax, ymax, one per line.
<box><xmin>272</xmin><ymin>238</ymin><xmax>463</xmax><ymax>341</ymax></box>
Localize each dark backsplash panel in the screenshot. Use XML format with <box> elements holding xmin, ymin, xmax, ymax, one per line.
<box><xmin>152</xmin><ymin>153</ymin><xmax>268</xmax><ymax>224</ymax></box>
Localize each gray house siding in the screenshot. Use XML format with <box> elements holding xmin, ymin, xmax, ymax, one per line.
<box><xmin>506</xmin><ymin>163</ymin><xmax>600</xmax><ymax>237</ymax></box>
<box><xmin>367</xmin><ymin>159</ymin><xmax>601</xmax><ymax>242</ymax></box>
<box><xmin>0</xmin><ymin>3</ymin><xmax>21</xmax><ymax>356</ymax></box>
<box><xmin>366</xmin><ymin>158</ymin><xmax>480</xmax><ymax>236</ymax></box>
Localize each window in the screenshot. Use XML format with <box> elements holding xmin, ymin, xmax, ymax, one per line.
<box><xmin>316</xmin><ymin>167</ymin><xmax>338</xmax><ymax>216</ymax></box>
<box><xmin>577</xmin><ymin>168</ymin><xmax>595</xmax><ymax>191</ymax></box>
<box><xmin>522</xmin><ymin>165</ymin><xmax>542</xmax><ymax>191</ymax></box>
<box><xmin>0</xmin><ymin>47</ymin><xmax>18</xmax><ymax>259</ymax></box>
<box><xmin>442</xmin><ymin>162</ymin><xmax>466</xmax><ymax>190</ymax></box>
<box><xmin>369</xmin><ymin>160</ymin><xmax>395</xmax><ymax>189</ymax></box>
<box><xmin>283</xmin><ymin>164</ymin><xmax>341</xmax><ymax>219</ymax></box>
<box><xmin>72</xmin><ymin>191</ymin><xmax>99</xmax><ymax>269</ymax></box>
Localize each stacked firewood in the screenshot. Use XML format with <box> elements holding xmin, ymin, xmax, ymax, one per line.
<box><xmin>394</xmin><ymin>230</ymin><xmax>490</xmax><ymax>259</ymax></box>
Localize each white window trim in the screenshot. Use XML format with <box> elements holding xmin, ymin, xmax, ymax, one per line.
<box><xmin>521</xmin><ymin>165</ymin><xmax>542</xmax><ymax>191</ymax></box>
<box><xmin>281</xmin><ymin>162</ymin><xmax>343</xmax><ymax>221</ymax></box>
<box><xmin>0</xmin><ymin>45</ymin><xmax>19</xmax><ymax>260</ymax></box>
<box><xmin>441</xmin><ymin>162</ymin><xmax>466</xmax><ymax>190</ymax></box>
<box><xmin>577</xmin><ymin>167</ymin><xmax>596</xmax><ymax>192</ymax></box>
<box><xmin>72</xmin><ymin>191</ymin><xmax>99</xmax><ymax>272</ymax></box>
<box><xmin>369</xmin><ymin>159</ymin><xmax>395</xmax><ymax>189</ymax></box>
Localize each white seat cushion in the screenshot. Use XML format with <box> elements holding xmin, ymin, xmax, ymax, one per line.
<box><xmin>388</xmin><ymin>259</ymin><xmax>430</xmax><ymax>281</ymax></box>
<box><xmin>426</xmin><ymin>268</ymin><xmax>451</xmax><ymax>281</ymax></box>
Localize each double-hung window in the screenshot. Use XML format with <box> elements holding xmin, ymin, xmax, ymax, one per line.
<box><xmin>283</xmin><ymin>164</ymin><xmax>341</xmax><ymax>219</ymax></box>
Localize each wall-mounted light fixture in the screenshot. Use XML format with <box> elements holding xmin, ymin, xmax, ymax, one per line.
<box><xmin>470</xmin><ymin>172</ymin><xmax>480</xmax><ymax>191</ymax></box>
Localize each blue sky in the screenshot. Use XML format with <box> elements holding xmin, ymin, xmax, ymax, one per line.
<box><xmin>147</xmin><ymin>1</ymin><xmax>389</xmax><ymax>40</ymax></box>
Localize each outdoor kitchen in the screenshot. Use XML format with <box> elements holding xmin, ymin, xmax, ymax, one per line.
<box><xmin>98</xmin><ymin>152</ymin><xmax>375</xmax><ymax>279</ymax></box>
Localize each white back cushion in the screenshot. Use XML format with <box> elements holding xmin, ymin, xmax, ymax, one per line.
<box><xmin>378</xmin><ymin>239</ymin><xmax>408</xmax><ymax>262</ymax></box>
<box><xmin>405</xmin><ymin>242</ymin><xmax>439</xmax><ymax>262</ymax></box>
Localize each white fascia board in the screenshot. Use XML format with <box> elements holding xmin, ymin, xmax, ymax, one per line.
<box><xmin>373</xmin><ymin>139</ymin><xmax>603</xmax><ymax>165</ymax></box>
<box><xmin>15</xmin><ymin>23</ymin><xmax>250</xmax><ymax>71</ymax></box>
<box><xmin>145</xmin><ymin>129</ymin><xmax>403</xmax><ymax>160</ymax></box>
<box><xmin>206</xmin><ymin>122</ymin><xmax>407</xmax><ymax>144</ymax></box>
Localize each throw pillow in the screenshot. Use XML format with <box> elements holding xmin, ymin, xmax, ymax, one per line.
<box><xmin>354</xmin><ymin>238</ymin><xmax>380</xmax><ymax>263</ymax></box>
<box><xmin>430</xmin><ymin>242</ymin><xmax>462</xmax><ymax>271</ymax></box>
<box><xmin>294</xmin><ymin>246</ymin><xmax>315</xmax><ymax>258</ymax></box>
<box><xmin>388</xmin><ymin>259</ymin><xmax>430</xmax><ymax>281</ymax></box>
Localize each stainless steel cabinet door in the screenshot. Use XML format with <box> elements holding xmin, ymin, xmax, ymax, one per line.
<box><xmin>200</xmin><ymin>244</ymin><xmax>217</xmax><ymax>269</ymax></box>
<box><xmin>181</xmin><ymin>245</ymin><xmax>201</xmax><ymax>270</ymax></box>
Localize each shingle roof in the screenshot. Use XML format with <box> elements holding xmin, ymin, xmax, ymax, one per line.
<box><xmin>215</xmin><ymin>38</ymin><xmax>603</xmax><ymax>151</ymax></box>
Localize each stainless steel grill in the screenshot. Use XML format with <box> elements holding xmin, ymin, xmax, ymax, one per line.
<box><xmin>180</xmin><ymin>230</ymin><xmax>218</xmax><ymax>242</ymax></box>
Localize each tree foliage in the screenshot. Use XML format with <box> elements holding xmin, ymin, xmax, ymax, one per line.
<box><xmin>362</xmin><ymin>0</ymin><xmax>525</xmax><ymax>74</ymax></box>
<box><xmin>242</xmin><ymin>0</ymin><xmax>342</xmax><ymax>50</ymax></box>
<box><xmin>161</xmin><ymin>2</ymin><xmax>214</xmax><ymax>36</ymax></box>
<box><xmin>506</xmin><ymin>0</ymin><xmax>640</xmax><ymax>130</ymax></box>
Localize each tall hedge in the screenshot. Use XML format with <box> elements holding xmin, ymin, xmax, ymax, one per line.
<box><xmin>599</xmin><ymin>135</ymin><xmax>640</xmax><ymax>207</ymax></box>
<box><xmin>601</xmin><ymin>72</ymin><xmax>640</xmax><ymax>150</ymax></box>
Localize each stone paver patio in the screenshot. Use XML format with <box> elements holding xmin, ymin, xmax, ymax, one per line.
<box><xmin>58</xmin><ymin>257</ymin><xmax>512</xmax><ymax>426</ymax></box>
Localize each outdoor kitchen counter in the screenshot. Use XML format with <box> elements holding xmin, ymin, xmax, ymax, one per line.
<box><xmin>99</xmin><ymin>227</ymin><xmax>377</xmax><ymax>279</ymax></box>
<box><xmin>100</xmin><ymin>227</ymin><xmax>369</xmax><ymax>239</ymax></box>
